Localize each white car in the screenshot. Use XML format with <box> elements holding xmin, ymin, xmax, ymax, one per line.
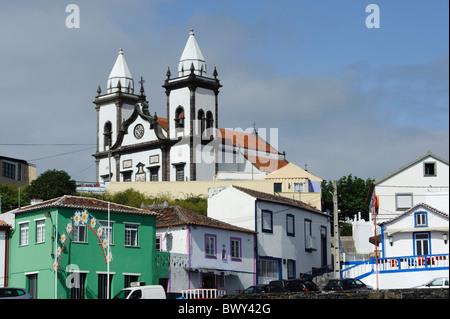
<box><xmin>415</xmin><ymin>277</ymin><xmax>449</xmax><ymax>289</ymax></box>
<box><xmin>113</xmin><ymin>284</ymin><xmax>167</xmax><ymax>299</ymax></box>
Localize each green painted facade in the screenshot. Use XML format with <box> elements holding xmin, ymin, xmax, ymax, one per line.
<box><xmin>9</xmin><ymin>204</ymin><xmax>158</xmax><ymax>299</ymax></box>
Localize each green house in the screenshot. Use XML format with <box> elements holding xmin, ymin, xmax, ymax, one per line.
<box><xmin>8</xmin><ymin>195</ymin><xmax>159</xmax><ymax>299</ymax></box>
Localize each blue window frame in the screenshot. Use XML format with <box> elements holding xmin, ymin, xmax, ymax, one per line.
<box><xmin>414</xmin><ymin>211</ymin><xmax>428</xmax><ymax>227</ymax></box>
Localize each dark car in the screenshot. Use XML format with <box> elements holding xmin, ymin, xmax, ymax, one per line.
<box><xmin>0</xmin><ymin>287</ymin><xmax>32</xmax><ymax>299</ymax></box>
<box><xmin>323</xmin><ymin>278</ymin><xmax>372</xmax><ymax>291</ymax></box>
<box><xmin>269</xmin><ymin>279</ymin><xmax>320</xmax><ymax>292</ymax></box>
<box><xmin>243</xmin><ymin>284</ymin><xmax>288</xmax><ymax>294</ymax></box>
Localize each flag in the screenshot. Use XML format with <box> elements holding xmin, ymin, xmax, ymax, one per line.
<box><xmin>374</xmin><ymin>191</ymin><xmax>379</xmax><ymax>215</ymax></box>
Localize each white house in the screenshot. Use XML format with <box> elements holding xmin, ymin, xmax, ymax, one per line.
<box><xmin>150</xmin><ymin>205</ymin><xmax>257</xmax><ymax>295</ymax></box>
<box><xmin>368</xmin><ymin>151</ymin><xmax>449</xmax><ymax>224</ymax></box>
<box><xmin>207</xmin><ymin>185</ymin><xmax>331</xmax><ymax>284</ymax></box>
<box><xmin>0</xmin><ymin>220</ymin><xmax>11</xmax><ymax>287</ymax></box>
<box><xmin>343</xmin><ymin>203</ymin><xmax>449</xmax><ymax>289</ymax></box>
<box><xmin>353</xmin><ymin>151</ymin><xmax>449</xmax><ymax>255</ymax></box>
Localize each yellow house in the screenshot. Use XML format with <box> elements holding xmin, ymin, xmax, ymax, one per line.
<box><xmin>265</xmin><ymin>162</ymin><xmax>323</xmax><ymax>210</ymax></box>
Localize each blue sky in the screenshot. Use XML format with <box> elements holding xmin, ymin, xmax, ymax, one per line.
<box><xmin>0</xmin><ymin>0</ymin><xmax>448</xmax><ymax>182</ymax></box>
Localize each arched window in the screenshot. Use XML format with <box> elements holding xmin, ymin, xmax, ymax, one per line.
<box><xmin>175</xmin><ymin>106</ymin><xmax>185</xmax><ymax>128</ymax></box>
<box><xmin>197</xmin><ymin>109</ymin><xmax>205</xmax><ymax>134</ymax></box>
<box><xmin>104</xmin><ymin>122</ymin><xmax>112</xmax><ymax>150</ymax></box>
<box><xmin>206</xmin><ymin>111</ymin><xmax>213</xmax><ymax>129</ymax></box>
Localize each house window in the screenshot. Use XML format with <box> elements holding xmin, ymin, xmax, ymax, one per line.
<box><xmin>415</xmin><ymin>212</ymin><xmax>427</xmax><ymax>227</ymax></box>
<box><xmin>205</xmin><ymin>234</ymin><xmax>216</xmax><ymax>258</ymax></box>
<box><xmin>286</xmin><ymin>214</ymin><xmax>295</xmax><ymax>237</ymax></box>
<box><xmin>262</xmin><ymin>210</ymin><xmax>273</xmax><ymax>233</ymax></box>
<box><xmin>70</xmin><ymin>272</ymin><xmax>87</xmax><ymax>299</ymax></box>
<box><xmin>98</xmin><ymin>274</ymin><xmax>113</xmax><ymax>299</ymax></box>
<box><xmin>304</xmin><ymin>219</ymin><xmax>316</xmax><ymax>252</ymax></box>
<box><xmin>35</xmin><ymin>219</ymin><xmax>45</xmax><ymax>244</ymax></box>
<box><xmin>415</xmin><ymin>233</ymin><xmax>430</xmax><ymax>256</ymax></box>
<box><xmin>175</xmin><ymin>164</ymin><xmax>185</xmax><ymax>181</ymax></box>
<box><xmin>396</xmin><ymin>193</ymin><xmax>413</xmax><ymax>211</ymax></box>
<box><xmin>125</xmin><ymin>223</ymin><xmax>139</xmax><ymax>247</ymax></box>
<box><xmin>258</xmin><ymin>259</ymin><xmax>279</xmax><ymax>281</ymax></box>
<box><xmin>122</xmin><ymin>171</ymin><xmax>132</xmax><ymax>182</ymax></box>
<box><xmin>230</xmin><ymin>237</ymin><xmax>242</xmax><ymax>261</ymax></box>
<box><xmin>274</xmin><ymin>183</ymin><xmax>282</xmax><ymax>193</ymax></box>
<box><xmin>2</xmin><ymin>161</ymin><xmax>19</xmax><ymax>180</ymax></box>
<box><xmin>20</xmin><ymin>222</ymin><xmax>29</xmax><ymax>246</ymax></box>
<box><xmin>99</xmin><ymin>221</ymin><xmax>113</xmax><ymax>245</ymax></box>
<box><xmin>156</xmin><ymin>235</ymin><xmax>162</xmax><ymax>251</ymax></box>
<box><xmin>293</xmin><ymin>183</ymin><xmax>306</xmax><ymax>193</ymax></box>
<box><xmin>149</xmin><ymin>167</ymin><xmax>159</xmax><ymax>181</ymax></box>
<box><xmin>73</xmin><ymin>225</ymin><xmax>87</xmax><ymax>243</ymax></box>
<box><xmin>424</xmin><ymin>162</ymin><xmax>436</xmax><ymax>176</ymax></box>
<box><xmin>287</xmin><ymin>260</ymin><xmax>296</xmax><ymax>279</ymax></box>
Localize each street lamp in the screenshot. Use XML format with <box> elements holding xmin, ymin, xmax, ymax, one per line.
<box><xmin>321</xmin><ymin>180</ymin><xmax>340</xmax><ymax>279</ymax></box>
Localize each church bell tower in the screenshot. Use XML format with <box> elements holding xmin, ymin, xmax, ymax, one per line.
<box><xmin>163</xmin><ymin>29</ymin><xmax>222</xmax><ymax>181</ymax></box>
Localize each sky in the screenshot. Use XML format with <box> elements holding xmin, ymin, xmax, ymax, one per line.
<box><xmin>0</xmin><ymin>0</ymin><xmax>448</xmax><ymax>183</ymax></box>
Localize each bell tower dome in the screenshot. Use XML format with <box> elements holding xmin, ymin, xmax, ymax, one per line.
<box><xmin>107</xmin><ymin>48</ymin><xmax>134</xmax><ymax>94</ymax></box>
<box><xmin>178</xmin><ymin>29</ymin><xmax>207</xmax><ymax>77</ymax></box>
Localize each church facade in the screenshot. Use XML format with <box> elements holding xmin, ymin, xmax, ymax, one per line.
<box><xmin>93</xmin><ymin>30</ymin><xmax>287</xmax><ymax>184</ymax></box>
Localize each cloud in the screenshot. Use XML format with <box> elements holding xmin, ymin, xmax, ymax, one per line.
<box><xmin>0</xmin><ymin>1</ymin><xmax>447</xmax><ymax>184</ymax></box>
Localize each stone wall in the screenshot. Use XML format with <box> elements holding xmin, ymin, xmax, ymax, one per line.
<box><xmin>219</xmin><ymin>289</ymin><xmax>448</xmax><ymax>299</ymax></box>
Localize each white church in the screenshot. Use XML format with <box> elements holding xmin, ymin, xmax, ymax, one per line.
<box><xmin>93</xmin><ymin>29</ymin><xmax>287</xmax><ymax>184</ymax></box>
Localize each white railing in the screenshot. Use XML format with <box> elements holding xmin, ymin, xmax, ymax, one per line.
<box><xmin>341</xmin><ymin>254</ymin><xmax>449</xmax><ymax>279</ymax></box>
<box><xmin>181</xmin><ymin>288</ymin><xmax>227</xmax><ymax>299</ymax></box>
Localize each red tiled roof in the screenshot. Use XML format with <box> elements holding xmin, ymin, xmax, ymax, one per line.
<box><xmin>151</xmin><ymin>205</ymin><xmax>256</xmax><ymax>234</ymax></box>
<box><xmin>243</xmin><ymin>154</ymin><xmax>289</xmax><ymax>173</ymax></box>
<box><xmin>218</xmin><ymin>128</ymin><xmax>279</xmax><ymax>154</ymax></box>
<box><xmin>156</xmin><ymin>117</ymin><xmax>168</xmax><ymax>131</ymax></box>
<box><xmin>154</xmin><ymin>117</ymin><xmax>281</xmax><ymax>155</ymax></box>
<box><xmin>12</xmin><ymin>195</ymin><xmax>158</xmax><ymax>216</ymax></box>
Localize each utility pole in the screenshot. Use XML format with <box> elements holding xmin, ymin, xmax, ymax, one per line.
<box><xmin>333</xmin><ymin>180</ymin><xmax>341</xmax><ymax>279</ymax></box>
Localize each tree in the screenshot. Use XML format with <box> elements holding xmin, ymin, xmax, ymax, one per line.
<box><xmin>24</xmin><ymin>169</ymin><xmax>76</xmax><ymax>201</ymax></box>
<box><xmin>0</xmin><ymin>184</ymin><xmax>30</xmax><ymax>213</ymax></box>
<box><xmin>321</xmin><ymin>174</ymin><xmax>374</xmax><ymax>222</ymax></box>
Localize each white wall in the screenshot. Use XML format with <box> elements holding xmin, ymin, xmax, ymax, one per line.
<box><xmin>157</xmin><ymin>224</ymin><xmax>255</xmax><ymax>294</ymax></box>
<box><xmin>0</xmin><ymin>230</ymin><xmax>6</xmax><ymax>287</ymax></box>
<box><xmin>375</xmin><ymin>156</ymin><xmax>449</xmax><ymax>223</ymax></box>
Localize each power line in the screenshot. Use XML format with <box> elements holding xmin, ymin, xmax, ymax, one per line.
<box><xmin>0</xmin><ymin>143</ymin><xmax>95</xmax><ymax>146</ymax></box>
<box><xmin>28</xmin><ymin>146</ymin><xmax>96</xmax><ymax>161</ymax></box>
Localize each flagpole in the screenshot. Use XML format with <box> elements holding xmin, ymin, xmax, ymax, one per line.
<box><xmin>107</xmin><ymin>151</ymin><xmax>111</xmax><ymax>299</ymax></box>
<box><xmin>107</xmin><ymin>201</ymin><xmax>110</xmax><ymax>299</ymax></box>
<box><xmin>373</xmin><ymin>193</ymin><xmax>379</xmax><ymax>290</ymax></box>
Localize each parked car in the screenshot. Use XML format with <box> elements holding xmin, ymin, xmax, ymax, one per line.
<box><xmin>414</xmin><ymin>277</ymin><xmax>449</xmax><ymax>289</ymax></box>
<box><xmin>0</xmin><ymin>287</ymin><xmax>32</xmax><ymax>299</ymax></box>
<box><xmin>323</xmin><ymin>278</ymin><xmax>372</xmax><ymax>291</ymax></box>
<box><xmin>113</xmin><ymin>285</ymin><xmax>166</xmax><ymax>299</ymax></box>
<box><xmin>269</xmin><ymin>279</ymin><xmax>320</xmax><ymax>292</ymax></box>
<box><xmin>243</xmin><ymin>284</ymin><xmax>288</xmax><ymax>294</ymax></box>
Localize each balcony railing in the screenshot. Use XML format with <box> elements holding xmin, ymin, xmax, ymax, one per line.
<box><xmin>181</xmin><ymin>288</ymin><xmax>227</xmax><ymax>299</ymax></box>
<box><xmin>341</xmin><ymin>253</ymin><xmax>449</xmax><ymax>279</ymax></box>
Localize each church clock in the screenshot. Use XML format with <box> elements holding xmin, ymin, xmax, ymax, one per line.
<box><xmin>134</xmin><ymin>124</ymin><xmax>144</xmax><ymax>139</ymax></box>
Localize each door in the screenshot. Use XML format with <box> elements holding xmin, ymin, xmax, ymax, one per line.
<box><xmin>415</xmin><ymin>233</ymin><xmax>430</xmax><ymax>256</ymax></box>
